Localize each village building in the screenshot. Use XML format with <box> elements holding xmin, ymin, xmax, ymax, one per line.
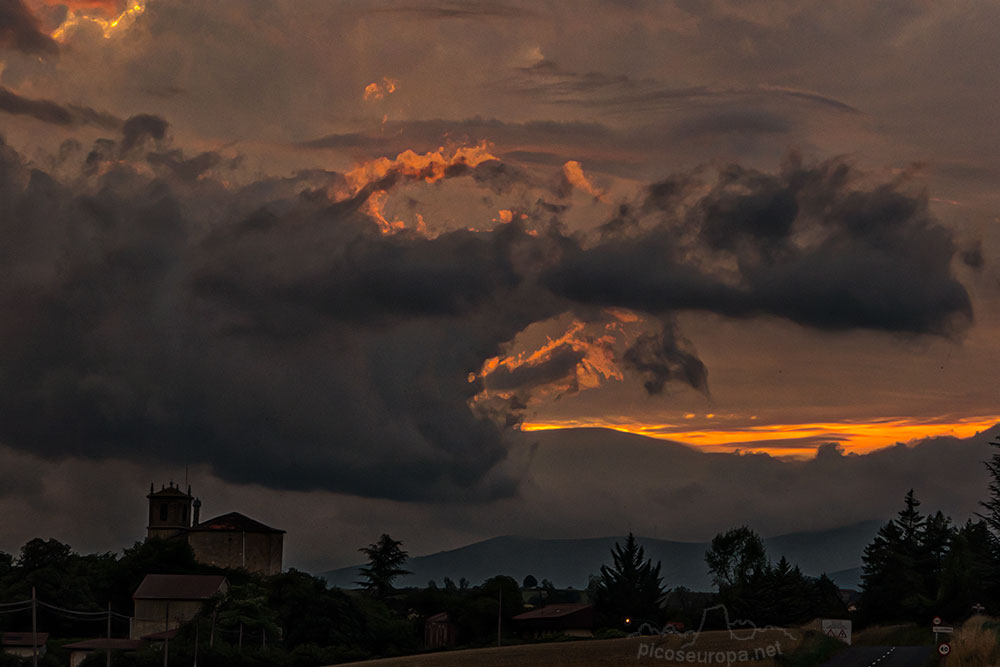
<box><xmin>424</xmin><ymin>612</ymin><xmax>458</xmax><ymax>648</ymax></box>
<box><xmin>131</xmin><ymin>573</ymin><xmax>228</xmax><ymax>639</ymax></box>
<box><xmin>0</xmin><ymin>632</ymin><xmax>47</xmax><ymax>659</ymax></box>
<box><xmin>146</xmin><ymin>482</ymin><xmax>284</xmax><ymax>574</ymax></box>
<box><xmin>513</xmin><ymin>603</ymin><xmax>595</xmax><ymax>638</ymax></box>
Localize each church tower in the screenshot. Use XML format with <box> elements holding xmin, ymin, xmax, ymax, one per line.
<box><xmin>147</xmin><ymin>482</ymin><xmax>194</xmax><ymax>540</ymax></box>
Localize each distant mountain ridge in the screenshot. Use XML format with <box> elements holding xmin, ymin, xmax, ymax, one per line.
<box><xmin>317</xmin><ymin>520</ymin><xmax>882</xmax><ymax>592</ymax></box>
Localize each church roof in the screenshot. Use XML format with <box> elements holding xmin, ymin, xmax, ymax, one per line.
<box><xmin>190</xmin><ymin>511</ymin><xmax>284</xmax><ymax>534</ymax></box>
<box><xmin>133</xmin><ymin>574</ymin><xmax>227</xmax><ymax>600</ymax></box>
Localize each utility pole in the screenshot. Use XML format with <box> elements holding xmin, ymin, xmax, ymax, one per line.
<box><xmin>107</xmin><ymin>601</ymin><xmax>112</xmax><ymax>667</ymax></box>
<box><xmin>209</xmin><ymin>611</ymin><xmax>216</xmax><ymax>648</ymax></box>
<box><xmin>31</xmin><ymin>586</ymin><xmax>37</xmax><ymax>667</ymax></box>
<box><xmin>193</xmin><ymin>621</ymin><xmax>199</xmax><ymax>667</ymax></box>
<box><xmin>497</xmin><ymin>584</ymin><xmax>502</xmax><ymax>647</ymax></box>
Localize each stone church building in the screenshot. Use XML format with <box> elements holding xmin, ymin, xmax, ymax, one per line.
<box><xmin>146</xmin><ymin>483</ymin><xmax>284</xmax><ymax>575</ymax></box>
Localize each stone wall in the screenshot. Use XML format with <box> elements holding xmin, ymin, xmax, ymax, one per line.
<box><xmin>132</xmin><ymin>600</ymin><xmax>202</xmax><ymax>639</ymax></box>
<box><xmin>187</xmin><ymin>531</ymin><xmax>283</xmax><ymax>575</ymax></box>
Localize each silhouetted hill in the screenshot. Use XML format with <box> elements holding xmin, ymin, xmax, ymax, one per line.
<box><xmin>317</xmin><ymin>520</ymin><xmax>881</xmax><ymax>591</ymax></box>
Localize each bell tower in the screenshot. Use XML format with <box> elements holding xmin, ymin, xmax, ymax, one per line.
<box><xmin>147</xmin><ymin>481</ymin><xmax>194</xmax><ymax>540</ymax></box>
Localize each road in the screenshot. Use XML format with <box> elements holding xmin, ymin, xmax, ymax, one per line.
<box><xmin>820</xmin><ymin>645</ymin><xmax>934</xmax><ymax>667</ymax></box>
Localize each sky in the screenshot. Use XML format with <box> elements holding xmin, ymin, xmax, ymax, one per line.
<box><xmin>0</xmin><ymin>0</ymin><xmax>998</xmax><ymax>573</ymax></box>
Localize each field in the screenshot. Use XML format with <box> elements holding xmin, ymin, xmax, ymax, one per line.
<box><xmin>333</xmin><ymin>627</ymin><xmax>818</xmax><ymax>667</ymax></box>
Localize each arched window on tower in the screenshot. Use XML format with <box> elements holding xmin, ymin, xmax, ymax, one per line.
<box><xmin>160</xmin><ymin>504</ymin><xmax>168</xmax><ymax>522</ymax></box>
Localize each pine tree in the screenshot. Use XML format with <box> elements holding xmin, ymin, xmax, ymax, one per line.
<box><xmin>978</xmin><ymin>438</ymin><xmax>1000</xmax><ymax>539</ymax></box>
<box><xmin>897</xmin><ymin>489</ymin><xmax>925</xmax><ymax>544</ymax></box>
<box><xmin>595</xmin><ymin>533</ymin><xmax>666</xmax><ymax>628</ymax></box>
<box><xmin>860</xmin><ymin>490</ymin><xmax>934</xmax><ymax>622</ymax></box>
<box><xmin>937</xmin><ymin>520</ymin><xmax>995</xmax><ymax>618</ymax></box>
<box><xmin>922</xmin><ymin>510</ymin><xmax>955</xmax><ymax>598</ymax></box>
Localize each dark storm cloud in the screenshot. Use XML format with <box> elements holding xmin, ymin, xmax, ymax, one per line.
<box><xmin>0</xmin><ymin>128</ymin><xmax>975</xmax><ymax>502</ymax></box>
<box><xmin>0</xmin><ymin>86</ymin><xmax>120</xmax><ymax>128</ymax></box>
<box><xmin>146</xmin><ymin>150</ymin><xmax>222</xmax><ymax>181</ymax></box>
<box><xmin>120</xmin><ymin>113</ymin><xmax>169</xmax><ymax>152</ymax></box>
<box><xmin>623</xmin><ymin>320</ymin><xmax>709</xmax><ymax>396</ymax></box>
<box><xmin>0</xmin><ymin>0</ymin><xmax>58</xmax><ymax>54</ymax></box>
<box><xmin>548</xmin><ymin>156</ymin><xmax>973</xmax><ymax>337</ymax></box>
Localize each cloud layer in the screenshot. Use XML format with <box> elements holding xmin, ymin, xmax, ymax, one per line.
<box><xmin>0</xmin><ymin>113</ymin><xmax>976</xmax><ymax>501</ymax></box>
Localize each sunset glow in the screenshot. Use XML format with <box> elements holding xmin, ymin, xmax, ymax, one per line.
<box><xmin>520</xmin><ymin>416</ymin><xmax>1000</xmax><ymax>457</ymax></box>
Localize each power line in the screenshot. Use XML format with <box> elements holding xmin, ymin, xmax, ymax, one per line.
<box><xmin>0</xmin><ymin>598</ymin><xmax>31</xmax><ymax>607</ymax></box>
<box><xmin>38</xmin><ymin>601</ymin><xmax>108</xmax><ymax>616</ymax></box>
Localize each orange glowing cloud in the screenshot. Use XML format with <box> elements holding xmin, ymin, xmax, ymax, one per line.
<box><xmin>475</xmin><ymin>320</ymin><xmax>623</xmax><ymax>401</ymax></box>
<box><xmin>562</xmin><ymin>160</ymin><xmax>605</xmax><ymax>200</ymax></box>
<box><xmin>339</xmin><ymin>142</ymin><xmax>498</xmax><ymax>234</ymax></box>
<box><xmin>363</xmin><ymin>77</ymin><xmax>399</xmax><ymax>101</ymax></box>
<box><xmin>520</xmin><ymin>415</ymin><xmax>1000</xmax><ymax>458</ymax></box>
<box><xmin>45</xmin><ymin>0</ymin><xmax>121</xmax><ymax>11</ymax></box>
<box><xmin>473</xmin><ymin>310</ymin><xmax>646</xmax><ymax>409</ymax></box>
<box><xmin>50</xmin><ymin>1</ymin><xmax>144</xmax><ymax>40</ymax></box>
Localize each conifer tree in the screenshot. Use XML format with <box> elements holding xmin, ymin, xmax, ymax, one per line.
<box><xmin>595</xmin><ymin>533</ymin><xmax>666</xmax><ymax>627</ymax></box>
<box><xmin>356</xmin><ymin>534</ymin><xmax>411</xmax><ymax>599</ymax></box>
<box><xmin>860</xmin><ymin>490</ymin><xmax>934</xmax><ymax>622</ymax></box>
<box><xmin>978</xmin><ymin>438</ymin><xmax>1000</xmax><ymax>540</ymax></box>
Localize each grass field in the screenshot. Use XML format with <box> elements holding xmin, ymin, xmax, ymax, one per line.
<box><xmin>332</xmin><ymin>627</ymin><xmax>820</xmax><ymax>666</ymax></box>
<box><xmin>947</xmin><ymin>615</ymin><xmax>1000</xmax><ymax>666</ymax></box>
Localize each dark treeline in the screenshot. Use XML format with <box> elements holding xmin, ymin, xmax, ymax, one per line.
<box><xmin>702</xmin><ymin>526</ymin><xmax>847</xmax><ymax>628</ymax></box>
<box><xmin>859</xmin><ymin>489</ymin><xmax>995</xmax><ymax>624</ymax></box>
<box><xmin>854</xmin><ymin>437</ymin><xmax>1000</xmax><ymax>626</ymax></box>
<box><xmin>0</xmin><ymin>538</ymin><xmax>418</xmax><ymax>666</ymax></box>
<box><xmin>3</xmin><ymin>439</ymin><xmax>1000</xmax><ymax>664</ymax></box>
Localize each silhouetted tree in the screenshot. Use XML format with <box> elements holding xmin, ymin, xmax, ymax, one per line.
<box><xmin>705</xmin><ymin>525</ymin><xmax>768</xmax><ymax>620</ymax></box>
<box><xmin>979</xmin><ymin>438</ymin><xmax>1000</xmax><ymax>540</ymax></box>
<box><xmin>357</xmin><ymin>534</ymin><xmax>410</xmax><ymax>599</ymax></box>
<box><xmin>211</xmin><ymin>582</ymin><xmax>281</xmax><ymax>650</ymax></box>
<box><xmin>522</xmin><ymin>574</ymin><xmax>538</xmax><ymax>589</ymax></box>
<box><xmin>860</xmin><ymin>490</ymin><xmax>933</xmax><ymax>622</ymax></box>
<box><xmin>706</xmin><ymin>526</ymin><xmax>768</xmax><ymax>592</ymax></box>
<box><xmin>595</xmin><ymin>533</ymin><xmax>666</xmax><ymax>628</ymax></box>
<box><xmin>937</xmin><ymin>520</ymin><xmax>996</xmax><ymax>618</ymax></box>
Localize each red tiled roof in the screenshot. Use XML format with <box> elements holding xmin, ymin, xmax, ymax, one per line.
<box><xmin>426</xmin><ymin>612</ymin><xmax>450</xmax><ymax>623</ymax></box>
<box><xmin>62</xmin><ymin>639</ymin><xmax>143</xmax><ymax>650</ymax></box>
<box><xmin>133</xmin><ymin>574</ymin><xmax>227</xmax><ymax>600</ymax></box>
<box><xmin>140</xmin><ymin>629</ymin><xmax>179</xmax><ymax>640</ymax></box>
<box><xmin>513</xmin><ymin>603</ymin><xmax>593</xmax><ymax>620</ymax></box>
<box><xmin>1</xmin><ymin>632</ymin><xmax>48</xmax><ymax>647</ymax></box>
<box><xmin>189</xmin><ymin>512</ymin><xmax>284</xmax><ymax>534</ymax></box>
